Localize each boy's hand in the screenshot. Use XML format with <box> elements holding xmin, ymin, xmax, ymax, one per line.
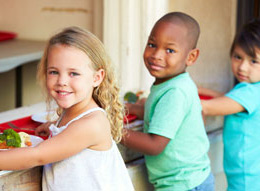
<box><xmin>136</xmin><ymin>98</ymin><xmax>146</xmax><ymax>105</ymax></box>
<box><xmin>125</xmin><ymin>98</ymin><xmax>146</xmax><ymax>119</ymax></box>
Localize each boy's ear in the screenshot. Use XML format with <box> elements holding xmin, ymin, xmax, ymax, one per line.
<box><xmin>93</xmin><ymin>69</ymin><xmax>105</xmax><ymax>87</ymax></box>
<box><xmin>186</xmin><ymin>48</ymin><xmax>200</xmax><ymax>66</ymax></box>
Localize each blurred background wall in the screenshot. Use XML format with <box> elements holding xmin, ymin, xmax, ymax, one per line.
<box><xmin>0</xmin><ymin>0</ymin><xmax>236</xmax><ymax>112</ymax></box>
<box><xmin>0</xmin><ymin>0</ymin><xmax>102</xmax><ymax>111</ymax></box>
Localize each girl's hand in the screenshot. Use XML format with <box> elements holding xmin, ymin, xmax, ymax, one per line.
<box><xmin>35</xmin><ymin>122</ymin><xmax>52</xmax><ymax>137</ymax></box>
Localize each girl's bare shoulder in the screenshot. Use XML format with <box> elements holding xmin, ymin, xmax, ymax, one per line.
<box><xmin>67</xmin><ymin>110</ymin><xmax>110</xmax><ymax>139</ymax></box>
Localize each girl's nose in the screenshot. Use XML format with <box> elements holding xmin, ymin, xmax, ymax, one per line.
<box><xmin>57</xmin><ymin>75</ymin><xmax>68</xmax><ymax>86</ymax></box>
<box><xmin>239</xmin><ymin>60</ymin><xmax>249</xmax><ymax>71</ymax></box>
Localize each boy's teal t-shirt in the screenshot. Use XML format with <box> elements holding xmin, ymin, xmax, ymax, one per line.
<box><xmin>144</xmin><ymin>72</ymin><xmax>211</xmax><ymax>191</ymax></box>
<box><xmin>224</xmin><ymin>82</ymin><xmax>260</xmax><ymax>191</ymax></box>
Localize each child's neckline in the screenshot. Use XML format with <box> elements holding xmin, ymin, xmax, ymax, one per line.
<box><xmin>56</xmin><ymin>107</ymin><xmax>105</xmax><ymax>127</ymax></box>
<box><xmin>153</xmin><ymin>72</ymin><xmax>189</xmax><ymax>86</ymax></box>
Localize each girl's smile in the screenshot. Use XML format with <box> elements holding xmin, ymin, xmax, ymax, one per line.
<box><xmin>56</xmin><ymin>90</ymin><xmax>72</xmax><ymax>97</ymax></box>
<box><xmin>237</xmin><ymin>72</ymin><xmax>248</xmax><ymax>81</ymax></box>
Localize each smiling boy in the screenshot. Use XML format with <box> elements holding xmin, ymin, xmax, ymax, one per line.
<box><xmin>121</xmin><ymin>12</ymin><xmax>214</xmax><ymax>191</ymax></box>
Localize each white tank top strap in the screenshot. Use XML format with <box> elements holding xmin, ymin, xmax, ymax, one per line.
<box><xmin>55</xmin><ymin>112</ymin><xmax>65</xmax><ymax>126</ymax></box>
<box><xmin>49</xmin><ymin>107</ymin><xmax>106</xmax><ymax>138</ymax></box>
<box><xmin>65</xmin><ymin>107</ymin><xmax>106</xmax><ymax>127</ymax></box>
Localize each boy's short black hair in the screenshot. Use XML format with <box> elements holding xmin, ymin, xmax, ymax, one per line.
<box><xmin>156</xmin><ymin>12</ymin><xmax>200</xmax><ymax>49</ymax></box>
<box><xmin>230</xmin><ymin>18</ymin><xmax>260</xmax><ymax>58</ymax></box>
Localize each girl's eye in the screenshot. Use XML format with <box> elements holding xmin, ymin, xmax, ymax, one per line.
<box><xmin>251</xmin><ymin>59</ymin><xmax>260</xmax><ymax>64</ymax></box>
<box><xmin>48</xmin><ymin>70</ymin><xmax>58</xmax><ymax>75</ymax></box>
<box><xmin>233</xmin><ymin>54</ymin><xmax>241</xmax><ymax>60</ymax></box>
<box><xmin>166</xmin><ymin>48</ymin><xmax>175</xmax><ymax>53</ymax></box>
<box><xmin>147</xmin><ymin>43</ymin><xmax>156</xmax><ymax>48</ymax></box>
<box><xmin>70</xmin><ymin>72</ymin><xmax>80</xmax><ymax>77</ymax></box>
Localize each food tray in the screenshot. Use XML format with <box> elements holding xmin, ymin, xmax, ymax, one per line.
<box><xmin>199</xmin><ymin>94</ymin><xmax>213</xmax><ymax>100</ymax></box>
<box><xmin>124</xmin><ymin>114</ymin><xmax>137</xmax><ymax>124</ymax></box>
<box><xmin>0</xmin><ymin>116</ymin><xmax>47</xmax><ymax>140</ymax></box>
<box><xmin>0</xmin><ymin>31</ymin><xmax>17</xmax><ymax>42</ymax></box>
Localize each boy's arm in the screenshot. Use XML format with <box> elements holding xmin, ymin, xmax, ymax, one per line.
<box><xmin>125</xmin><ymin>98</ymin><xmax>146</xmax><ymax>119</ymax></box>
<box><xmin>202</xmin><ymin>96</ymin><xmax>245</xmax><ymax>116</ymax></box>
<box><xmin>121</xmin><ymin>128</ymin><xmax>170</xmax><ymax>155</ymax></box>
<box><xmin>198</xmin><ymin>86</ymin><xmax>224</xmax><ymax>98</ymax></box>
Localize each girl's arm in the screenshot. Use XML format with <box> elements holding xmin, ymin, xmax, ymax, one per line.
<box><xmin>0</xmin><ymin>111</ymin><xmax>109</xmax><ymax>170</ymax></box>
<box><xmin>121</xmin><ymin>128</ymin><xmax>170</xmax><ymax>155</ymax></box>
<box><xmin>198</xmin><ymin>86</ymin><xmax>225</xmax><ymax>98</ymax></box>
<box><xmin>202</xmin><ymin>96</ymin><xmax>245</xmax><ymax>116</ymax></box>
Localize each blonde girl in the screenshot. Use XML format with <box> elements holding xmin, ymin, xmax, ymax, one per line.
<box><xmin>0</xmin><ymin>26</ymin><xmax>134</xmax><ymax>191</ymax></box>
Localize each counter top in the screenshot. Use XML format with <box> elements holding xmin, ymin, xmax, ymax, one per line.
<box><xmin>0</xmin><ymin>39</ymin><xmax>46</xmax><ymax>73</ymax></box>
<box><xmin>0</xmin><ymin>166</ymin><xmax>42</xmax><ymax>190</ymax></box>
<box><xmin>0</xmin><ymin>102</ymin><xmax>47</xmax><ymax>177</ymax></box>
<box><xmin>0</xmin><ymin>102</ymin><xmax>46</xmax><ymax>123</ymax></box>
<box><xmin>0</xmin><ymin>102</ymin><xmax>144</xmax><ymax>175</ymax></box>
<box><xmin>0</xmin><ymin>103</ymin><xmax>222</xmax><ymax>190</ymax></box>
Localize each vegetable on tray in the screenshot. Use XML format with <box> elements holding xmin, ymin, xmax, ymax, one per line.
<box><xmin>0</xmin><ymin>129</ymin><xmax>31</xmax><ymax>149</ymax></box>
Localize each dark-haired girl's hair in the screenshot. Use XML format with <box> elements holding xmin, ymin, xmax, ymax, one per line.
<box><xmin>230</xmin><ymin>18</ymin><xmax>260</xmax><ymax>58</ymax></box>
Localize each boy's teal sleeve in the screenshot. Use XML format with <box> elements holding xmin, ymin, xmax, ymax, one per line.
<box><xmin>147</xmin><ymin>88</ymin><xmax>187</xmax><ymax>139</ymax></box>
<box><xmin>225</xmin><ymin>82</ymin><xmax>260</xmax><ymax>114</ymax></box>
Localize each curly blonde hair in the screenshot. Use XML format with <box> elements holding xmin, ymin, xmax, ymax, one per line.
<box><xmin>37</xmin><ymin>26</ymin><xmax>124</xmax><ymax>143</ymax></box>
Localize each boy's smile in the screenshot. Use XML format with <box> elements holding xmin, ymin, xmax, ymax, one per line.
<box><xmin>231</xmin><ymin>45</ymin><xmax>260</xmax><ymax>83</ymax></box>
<box><xmin>143</xmin><ymin>20</ymin><xmax>194</xmax><ymax>85</ymax></box>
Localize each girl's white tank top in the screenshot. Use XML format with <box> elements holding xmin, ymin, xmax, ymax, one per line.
<box><xmin>42</xmin><ymin>107</ymin><xmax>134</xmax><ymax>191</ymax></box>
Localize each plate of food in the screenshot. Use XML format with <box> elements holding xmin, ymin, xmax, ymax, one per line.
<box><xmin>31</xmin><ymin>111</ymin><xmax>58</xmax><ymax>123</ymax></box>
<box><xmin>0</xmin><ymin>129</ymin><xmax>43</xmax><ymax>150</ymax></box>
<box><xmin>26</xmin><ymin>134</ymin><xmax>44</xmax><ymax>147</ymax></box>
